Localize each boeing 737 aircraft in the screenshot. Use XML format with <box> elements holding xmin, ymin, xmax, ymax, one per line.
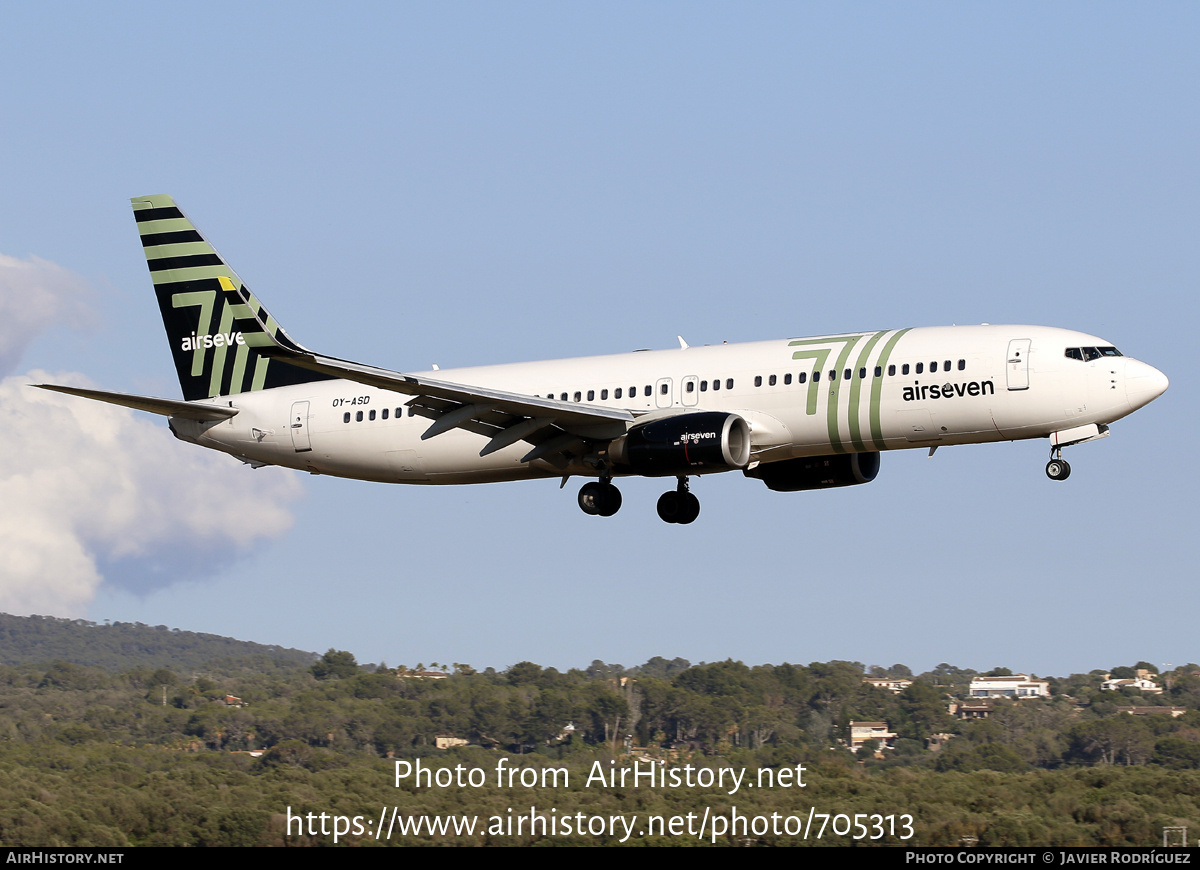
<box><xmin>37</xmin><ymin>195</ymin><xmax>1169</xmax><ymax>524</ymax></box>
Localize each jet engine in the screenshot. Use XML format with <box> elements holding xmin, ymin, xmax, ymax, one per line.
<box><xmin>744</xmin><ymin>452</ymin><xmax>880</xmax><ymax>492</ymax></box>
<box><xmin>608</xmin><ymin>412</ymin><xmax>751</xmax><ymax>476</ymax></box>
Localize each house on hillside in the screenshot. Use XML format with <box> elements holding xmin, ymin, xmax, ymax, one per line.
<box><xmin>848</xmin><ymin>721</ymin><xmax>896</xmax><ymax>753</ymax></box>
<box><xmin>863</xmin><ymin>677</ymin><xmax>912</xmax><ymax>694</ymax></box>
<box><xmin>968</xmin><ymin>674</ymin><xmax>1049</xmax><ymax>699</ymax></box>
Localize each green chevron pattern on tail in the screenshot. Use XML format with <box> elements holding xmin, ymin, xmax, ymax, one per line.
<box><xmin>132</xmin><ymin>194</ymin><xmax>334</xmax><ymax>401</ymax></box>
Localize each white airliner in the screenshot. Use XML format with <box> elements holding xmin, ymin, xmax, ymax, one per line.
<box><xmin>37</xmin><ymin>195</ymin><xmax>1168</xmax><ymax>524</ymax></box>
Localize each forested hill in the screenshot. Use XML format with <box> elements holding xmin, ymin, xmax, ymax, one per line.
<box><xmin>0</xmin><ymin>613</ymin><xmax>315</xmax><ymax>672</ymax></box>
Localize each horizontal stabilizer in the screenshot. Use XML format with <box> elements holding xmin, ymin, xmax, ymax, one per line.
<box><xmin>32</xmin><ymin>384</ymin><xmax>238</xmax><ymax>422</ymax></box>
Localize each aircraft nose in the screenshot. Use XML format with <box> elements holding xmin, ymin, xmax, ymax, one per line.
<box><xmin>1125</xmin><ymin>359</ymin><xmax>1169</xmax><ymax>412</ymax></box>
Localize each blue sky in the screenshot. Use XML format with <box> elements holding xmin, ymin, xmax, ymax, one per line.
<box><xmin>0</xmin><ymin>3</ymin><xmax>1195</xmax><ymax>677</ymax></box>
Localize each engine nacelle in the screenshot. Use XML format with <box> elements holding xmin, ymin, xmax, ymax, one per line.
<box><xmin>609</xmin><ymin>412</ymin><xmax>751</xmax><ymax>477</ymax></box>
<box><xmin>744</xmin><ymin>452</ymin><xmax>880</xmax><ymax>492</ymax></box>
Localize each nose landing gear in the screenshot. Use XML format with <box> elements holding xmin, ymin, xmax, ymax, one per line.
<box><xmin>656</xmin><ymin>477</ymin><xmax>700</xmax><ymax>524</ymax></box>
<box><xmin>1045</xmin><ymin>447</ymin><xmax>1071</xmax><ymax>481</ymax></box>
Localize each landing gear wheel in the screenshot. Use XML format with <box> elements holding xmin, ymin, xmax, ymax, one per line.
<box><xmin>657</xmin><ymin>478</ymin><xmax>700</xmax><ymax>524</ymax></box>
<box><xmin>578</xmin><ymin>481</ymin><xmax>622</xmax><ymax>516</ymax></box>
<box><xmin>676</xmin><ymin>492</ymin><xmax>700</xmax><ymax>524</ymax></box>
<box><xmin>579</xmin><ymin>482</ymin><xmax>602</xmax><ymax>515</ymax></box>
<box><xmin>1045</xmin><ymin>459</ymin><xmax>1071</xmax><ymax>481</ymax></box>
<box><xmin>657</xmin><ymin>491</ymin><xmax>681</xmax><ymax>523</ymax></box>
<box><xmin>596</xmin><ymin>482</ymin><xmax>622</xmax><ymax>517</ymax></box>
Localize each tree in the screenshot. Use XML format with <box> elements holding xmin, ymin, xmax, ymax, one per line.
<box><xmin>310</xmin><ymin>649</ymin><xmax>358</xmax><ymax>681</ymax></box>
<box><xmin>896</xmin><ymin>681</ymin><xmax>953</xmax><ymax>741</ymax></box>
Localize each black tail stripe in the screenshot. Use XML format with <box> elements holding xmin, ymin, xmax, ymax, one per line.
<box><xmin>147</xmin><ymin>254</ymin><xmax>225</xmax><ymax>272</ymax></box>
<box><xmin>134</xmin><ymin>206</ymin><xmax>185</xmax><ymax>222</ymax></box>
<box><xmin>141</xmin><ymin>230</ymin><xmax>205</xmax><ymax>247</ymax></box>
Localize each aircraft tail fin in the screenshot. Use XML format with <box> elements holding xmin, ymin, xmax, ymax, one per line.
<box><xmin>132</xmin><ymin>194</ymin><xmax>334</xmax><ymax>401</ymax></box>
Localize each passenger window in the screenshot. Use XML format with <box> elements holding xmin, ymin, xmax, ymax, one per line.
<box><xmin>713</xmin><ymin>379</ymin><xmax>720</xmax><ymax>391</ymax></box>
<box><xmin>659</xmin><ymin>383</ymin><xmax>668</xmax><ymax>395</ymax></box>
<box><xmin>586</xmin><ymin>390</ymin><xmax>594</xmax><ymax>401</ymax></box>
<box><xmin>561</xmin><ymin>393</ymin><xmax>568</xmax><ymax>401</ymax></box>
<box><xmin>601</xmin><ymin>389</ymin><xmax>608</xmax><ymax>400</ymax></box>
<box><xmin>369</xmin><ymin>409</ymin><xmax>376</xmax><ymax>421</ymax></box>
<box><xmin>916</xmin><ymin>363</ymin><xmax>924</xmax><ymax>374</ymax></box>
<box><xmin>343</xmin><ymin>412</ymin><xmax>350</xmax><ymax>423</ymax></box>
<box><xmin>930</xmin><ymin>361</ymin><xmax>938</xmax><ymax>373</ymax></box>
<box><xmin>396</xmin><ymin>408</ymin><xmax>403</xmax><ymax>418</ymax></box>
<box><xmin>356</xmin><ymin>410</ymin><xmax>363</xmax><ymax>422</ymax></box>
<box><xmin>798</xmin><ymin>372</ymin><xmax>807</xmax><ymax>384</ymax></box>
<box><xmin>754</xmin><ymin>376</ymin><xmax>762</xmax><ymax>387</ymax></box>
<box><xmin>686</xmin><ymin>381</ymin><xmax>694</xmax><ymax>393</ymax></box>
<box><xmin>902</xmin><ymin>364</ymin><xmax>910</xmax><ymax>375</ymax></box>
<box><xmin>700</xmin><ymin>380</ymin><xmax>708</xmax><ymax>392</ymax></box>
<box><xmin>944</xmin><ymin>360</ymin><xmax>951</xmax><ymax>371</ymax></box>
<box><xmin>813</xmin><ymin>371</ymin><xmax>820</xmax><ymax>382</ymax></box>
<box><xmin>844</xmin><ymin>369</ymin><xmax>851</xmax><ymax>380</ymax></box>
<box><xmin>784</xmin><ymin>373</ymin><xmax>792</xmax><ymax>385</ymax></box>
<box><xmin>574</xmin><ymin>391</ymin><xmax>581</xmax><ymax>402</ymax></box>
<box><xmin>874</xmin><ymin>366</ymin><xmax>882</xmax><ymax>377</ymax></box>
<box><xmin>382</xmin><ymin>408</ymin><xmax>389</xmax><ymax>420</ymax></box>
<box><xmin>888</xmin><ymin>364</ymin><xmax>895</xmax><ymax>376</ymax></box>
<box><xmin>829</xmin><ymin>370</ymin><xmax>836</xmax><ymax>381</ymax></box>
<box><xmin>769</xmin><ymin>374</ymin><xmax>777</xmax><ymax>386</ymax></box>
<box><xmin>859</xmin><ymin>368</ymin><xmax>866</xmax><ymax>379</ymax></box>
<box><xmin>644</xmin><ymin>385</ymin><xmax>652</xmax><ymax>397</ymax></box>
<box><xmin>726</xmin><ymin>379</ymin><xmax>734</xmax><ymax>390</ymax></box>
<box><xmin>615</xmin><ymin>388</ymin><xmax>623</xmax><ymax>399</ymax></box>
<box><xmin>409</xmin><ymin>407</ymin><xmax>415</xmax><ymax>417</ymax></box>
<box><xmin>958</xmin><ymin>359</ymin><xmax>966</xmax><ymax>371</ymax></box>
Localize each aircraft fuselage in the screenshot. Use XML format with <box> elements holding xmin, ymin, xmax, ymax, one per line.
<box><xmin>174</xmin><ymin>323</ymin><xmax>1163</xmax><ymax>486</ymax></box>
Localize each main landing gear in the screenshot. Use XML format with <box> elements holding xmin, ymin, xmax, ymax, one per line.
<box><xmin>656</xmin><ymin>477</ymin><xmax>700</xmax><ymax>525</ymax></box>
<box><xmin>576</xmin><ymin>476</ymin><xmax>701</xmax><ymax>523</ymax></box>
<box><xmin>1045</xmin><ymin>447</ymin><xmax>1071</xmax><ymax>481</ymax></box>
<box><xmin>578</xmin><ymin>479</ymin><xmax>622</xmax><ymax>516</ymax></box>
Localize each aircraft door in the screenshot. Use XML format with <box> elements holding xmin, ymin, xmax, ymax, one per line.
<box><xmin>655</xmin><ymin>377</ymin><xmax>674</xmax><ymax>409</ymax></box>
<box><xmin>1006</xmin><ymin>339</ymin><xmax>1031</xmax><ymax>391</ymax></box>
<box><xmin>681</xmin><ymin>376</ymin><xmax>699</xmax><ymax>407</ymax></box>
<box><xmin>289</xmin><ymin>401</ymin><xmax>312</xmax><ymax>452</ymax></box>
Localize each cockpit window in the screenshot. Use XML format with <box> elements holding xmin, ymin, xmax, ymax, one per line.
<box><xmin>1066</xmin><ymin>346</ymin><xmax>1122</xmax><ymax>361</ymax></box>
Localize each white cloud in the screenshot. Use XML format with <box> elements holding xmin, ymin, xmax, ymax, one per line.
<box><xmin>0</xmin><ymin>256</ymin><xmax>303</xmax><ymax>616</ymax></box>
<box><xmin>0</xmin><ymin>254</ymin><xmax>93</xmax><ymax>377</ymax></box>
<box><xmin>0</xmin><ymin>373</ymin><xmax>304</xmax><ymax>615</ymax></box>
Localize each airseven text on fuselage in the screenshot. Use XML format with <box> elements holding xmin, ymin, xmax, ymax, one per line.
<box><xmin>902</xmin><ymin>380</ymin><xmax>995</xmax><ymax>402</ymax></box>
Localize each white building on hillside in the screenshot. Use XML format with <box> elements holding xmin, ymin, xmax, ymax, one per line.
<box><xmin>968</xmin><ymin>674</ymin><xmax>1049</xmax><ymax>699</ymax></box>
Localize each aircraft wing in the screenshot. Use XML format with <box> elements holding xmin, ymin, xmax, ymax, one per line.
<box><xmin>220</xmin><ymin>275</ymin><xmax>634</xmax><ymax>462</ymax></box>
<box><xmin>32</xmin><ymin>385</ymin><xmax>238</xmax><ymax>422</ymax></box>
<box><xmin>267</xmin><ymin>349</ymin><xmax>632</xmax><ymax>461</ymax></box>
